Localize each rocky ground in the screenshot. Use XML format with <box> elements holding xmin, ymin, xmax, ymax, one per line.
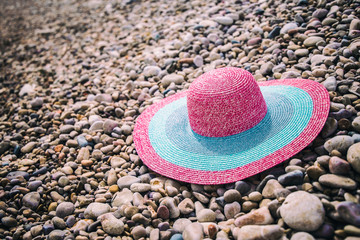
<box><xmin>1</xmin><ymin>0</ymin><xmax>360</xmax><ymax>239</ymax></box>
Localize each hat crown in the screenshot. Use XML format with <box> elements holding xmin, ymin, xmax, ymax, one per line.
<box><xmin>187</xmin><ymin>67</ymin><xmax>267</xmax><ymax>137</ymax></box>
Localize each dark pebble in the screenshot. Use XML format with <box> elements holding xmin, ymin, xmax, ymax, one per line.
<box><xmin>278</xmin><ymin>170</ymin><xmax>304</xmax><ymax>186</ymax></box>
<box><xmin>337</xmin><ymin>201</ymin><xmax>360</xmax><ymax>226</ymax></box>
<box><xmin>256</xmin><ymin>175</ymin><xmax>275</xmax><ymax>192</ymax></box>
<box><xmin>158</xmin><ymin>222</ymin><xmax>170</xmax><ymax>231</ymax></box>
<box><xmin>1</xmin><ymin>216</ymin><xmax>17</xmax><ymax>227</ymax></box>
<box><xmin>6</xmin><ymin>171</ymin><xmax>30</xmax><ymax>180</ymax></box>
<box><xmin>312</xmin><ymin>223</ymin><xmax>334</xmax><ymax>239</ymax></box>
<box><xmin>235</xmin><ymin>181</ymin><xmax>251</xmax><ymax>194</ymax></box>
<box><xmin>268</xmin><ymin>26</ymin><xmax>281</xmax><ymax>39</ymax></box>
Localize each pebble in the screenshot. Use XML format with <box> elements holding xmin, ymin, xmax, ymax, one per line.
<box><xmin>235</xmin><ymin>225</ymin><xmax>284</xmax><ymax>240</ymax></box>
<box><xmin>235</xmin><ymin>207</ymin><xmax>273</xmax><ymax>227</ymax></box>
<box><xmin>224</xmin><ymin>189</ymin><xmax>241</xmax><ymax>203</ymax></box>
<box><xmin>304</xmin><ymin>36</ymin><xmax>324</xmax><ymax>47</ymax></box>
<box><xmin>56</xmin><ymin>202</ymin><xmax>75</xmax><ymax>218</ymax></box>
<box><xmin>157</xmin><ymin>205</ymin><xmax>170</xmax><ymax>219</ymax></box>
<box><xmin>224</xmin><ymin>202</ymin><xmax>241</xmax><ymax>219</ymax></box>
<box><xmin>197</xmin><ymin>209</ymin><xmax>216</xmax><ymax>222</ymax></box>
<box><xmin>324</xmin><ymin>135</ymin><xmax>354</xmax><ymax>153</ymax></box>
<box><xmin>214</xmin><ymin>16</ymin><xmax>233</xmax><ymax>25</ymax></box>
<box><xmin>22</xmin><ymin>192</ymin><xmax>40</xmax><ymax>210</ymax></box>
<box><xmin>98</xmin><ymin>213</ymin><xmax>124</xmax><ymax>235</ymax></box>
<box><xmin>161</xmin><ymin>74</ymin><xmax>184</xmax><ymax>87</ymax></box>
<box><xmin>132</xmin><ymin>226</ymin><xmax>146</xmax><ymax>240</ymax></box>
<box><xmin>173</xmin><ymin>218</ymin><xmax>192</xmax><ymax>233</ymax></box>
<box><xmin>280</xmin><ymin>191</ymin><xmax>325</xmax><ymax>231</ymax></box>
<box><xmin>347</xmin><ymin>143</ymin><xmax>360</xmax><ymax>173</ymax></box>
<box><xmin>291</xmin><ymin>232</ymin><xmax>315</xmax><ymax>240</ymax></box>
<box><xmin>178</xmin><ymin>198</ymin><xmax>195</xmax><ymax>215</ymax></box>
<box><xmin>84</xmin><ymin>202</ymin><xmax>110</xmax><ymax>219</ymax></box>
<box><xmin>319</xmin><ymin>174</ymin><xmax>357</xmax><ymax>190</ymax></box>
<box><xmin>21</xmin><ymin>141</ymin><xmax>37</xmax><ymax>153</ymax></box>
<box><xmin>183</xmin><ymin>222</ymin><xmax>203</xmax><ymax>240</ymax></box>
<box><xmin>337</xmin><ymin>202</ymin><xmax>360</xmax><ymax>227</ymax></box>
<box><xmin>48</xmin><ymin>230</ymin><xmax>66</xmax><ymax>240</ymax></box>
<box><xmin>329</xmin><ymin>156</ymin><xmax>351</xmax><ymax>175</ymax></box>
<box><xmin>117</xmin><ymin>175</ymin><xmax>140</xmax><ymax>189</ymax></box>
<box><xmin>280</xmin><ymin>22</ymin><xmax>298</xmax><ymax>34</ymax></box>
<box><xmin>278</xmin><ymin>170</ymin><xmax>303</xmax><ymax>186</ymax></box>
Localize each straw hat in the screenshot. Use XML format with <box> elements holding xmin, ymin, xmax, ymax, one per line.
<box><xmin>133</xmin><ymin>67</ymin><xmax>330</xmax><ymax>184</ymax></box>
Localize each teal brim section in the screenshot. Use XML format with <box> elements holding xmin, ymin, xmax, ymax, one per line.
<box><xmin>148</xmin><ymin>85</ymin><xmax>313</xmax><ymax>171</ymax></box>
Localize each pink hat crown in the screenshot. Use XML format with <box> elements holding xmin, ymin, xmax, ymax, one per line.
<box><xmin>187</xmin><ymin>67</ymin><xmax>267</xmax><ymax>137</ymax></box>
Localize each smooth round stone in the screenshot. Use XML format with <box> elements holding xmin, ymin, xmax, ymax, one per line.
<box><xmin>157</xmin><ymin>205</ymin><xmax>170</xmax><ymax>219</ymax></box>
<box><xmin>161</xmin><ymin>197</ymin><xmax>180</xmax><ymax>219</ymax></box>
<box><xmin>224</xmin><ymin>202</ymin><xmax>241</xmax><ymax>219</ymax></box>
<box><xmin>117</xmin><ymin>175</ymin><xmax>140</xmax><ymax>189</ymax></box>
<box><xmin>6</xmin><ymin>171</ymin><xmax>30</xmax><ymax>180</ymax></box>
<box><xmin>52</xmin><ymin>216</ymin><xmax>66</xmax><ymax>229</ymax></box>
<box><xmin>132</xmin><ymin>226</ymin><xmax>146</xmax><ymax>240</ymax></box>
<box><xmin>268</xmin><ymin>26</ymin><xmax>281</xmax><ymax>39</ymax></box>
<box><xmin>262</xmin><ymin>179</ymin><xmax>284</xmax><ymax>199</ymax></box>
<box><xmin>235</xmin><ymin>181</ymin><xmax>251</xmax><ymax>194</ymax></box>
<box><xmin>30</xmin><ymin>97</ymin><xmax>43</xmax><ymax>108</ymax></box>
<box><xmin>89</xmin><ymin>120</ymin><xmax>104</xmax><ymax>131</ymax></box>
<box><xmin>291</xmin><ymin>232</ymin><xmax>315</xmax><ymax>240</ymax></box>
<box><xmin>347</xmin><ymin>143</ymin><xmax>360</xmax><ymax>173</ymax></box>
<box><xmin>304</xmin><ymin>36</ymin><xmax>324</xmax><ymax>47</ymax></box>
<box><xmin>321</xmin><ymin>117</ymin><xmax>337</xmax><ymax>138</ymax></box>
<box><xmin>58</xmin><ymin>176</ymin><xmax>70</xmax><ymax>187</ymax></box>
<box><xmin>235</xmin><ymin>207</ymin><xmax>273</xmax><ymax>227</ymax></box>
<box><xmin>173</xmin><ymin>218</ymin><xmax>192</xmax><ymax>233</ymax></box>
<box><xmin>84</xmin><ymin>202</ymin><xmax>111</xmax><ymax>219</ymax></box>
<box><xmin>318</xmin><ymin>174</ymin><xmax>357</xmax><ymax>190</ymax></box>
<box><xmin>21</xmin><ymin>141</ymin><xmax>37</xmax><ymax>153</ymax></box>
<box><xmin>213</xmin><ymin>16</ymin><xmax>233</xmax><ymax>25</ymax></box>
<box><xmin>248</xmin><ymin>191</ymin><xmax>262</xmax><ymax>202</ymax></box>
<box><xmin>329</xmin><ymin>156</ymin><xmax>350</xmax><ymax>175</ymax></box>
<box><xmin>312</xmin><ymin>223</ymin><xmax>334</xmax><ymax>239</ymax></box>
<box><xmin>352</xmin><ymin>117</ymin><xmax>360</xmax><ymax>132</ymax></box>
<box><xmin>56</xmin><ymin>202</ymin><xmax>75</xmax><ymax>218</ymax></box>
<box><xmin>103</xmin><ymin>119</ymin><xmax>118</xmax><ymax>134</ymax></box>
<box><xmin>312</xmin><ymin>8</ymin><xmax>328</xmax><ymax>19</ymax></box>
<box><xmin>193</xmin><ymin>55</ymin><xmax>203</xmax><ymax>67</ymax></box>
<box><xmin>99</xmin><ymin>213</ymin><xmax>124</xmax><ymax>235</ymax></box>
<box><xmin>280</xmin><ymin>22</ymin><xmax>298</xmax><ymax>34</ymax></box>
<box><xmin>143</xmin><ymin>66</ymin><xmax>161</xmax><ymax>77</ymax></box>
<box><xmin>280</xmin><ymin>191</ymin><xmax>325</xmax><ymax>231</ymax></box>
<box><xmin>170</xmin><ymin>233</ymin><xmax>183</xmax><ymax>240</ymax></box>
<box><xmin>344</xmin><ymin>225</ymin><xmax>360</xmax><ymax>236</ymax></box>
<box><xmin>197</xmin><ymin>209</ymin><xmax>216</xmax><ymax>222</ymax></box>
<box><xmin>66</xmin><ymin>215</ymin><xmax>76</xmax><ymax>227</ymax></box>
<box><xmin>76</xmin><ymin>135</ymin><xmax>88</xmax><ymax>147</ymax></box>
<box><xmin>121</xmin><ymin>124</ymin><xmax>132</xmax><ymax>135</ymax></box>
<box><xmin>158</xmin><ymin>222</ymin><xmax>170</xmax><ymax>231</ymax></box>
<box><xmin>337</xmin><ymin>202</ymin><xmax>360</xmax><ymax>226</ymax></box>
<box><xmin>224</xmin><ymin>189</ymin><xmax>241</xmax><ymax>203</ymax></box>
<box><xmin>48</xmin><ymin>230</ymin><xmax>66</xmax><ymax>240</ymax></box>
<box><xmin>130</xmin><ymin>183</ymin><xmax>151</xmax><ymax>192</ymax></box>
<box><xmin>22</xmin><ymin>192</ymin><xmax>40</xmax><ymax>210</ymax></box>
<box><xmin>161</xmin><ymin>74</ymin><xmax>184</xmax><ymax>87</ymax></box>
<box><xmin>322</xmin><ymin>76</ymin><xmax>337</xmax><ymax>92</ymax></box>
<box><xmin>1</xmin><ymin>216</ymin><xmax>17</xmax><ymax>227</ymax></box>
<box><xmin>28</xmin><ymin>180</ymin><xmax>42</xmax><ymax>191</ymax></box>
<box><xmin>236</xmin><ymin>225</ymin><xmax>283</xmax><ymax>240</ymax></box>
<box><xmin>278</xmin><ymin>170</ymin><xmax>303</xmax><ymax>186</ymax></box>
<box><xmin>295</xmin><ymin>48</ymin><xmax>309</xmax><ymax>57</ymax></box>
<box><xmin>324</xmin><ymin>135</ymin><xmax>354</xmax><ymax>153</ymax></box>
<box><xmin>178</xmin><ymin>198</ymin><xmax>195</xmax><ymax>215</ymax></box>
<box><xmin>183</xmin><ymin>222</ymin><xmax>203</xmax><ymax>240</ymax></box>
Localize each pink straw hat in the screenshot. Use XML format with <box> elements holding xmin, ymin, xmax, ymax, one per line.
<box><xmin>133</xmin><ymin>67</ymin><xmax>330</xmax><ymax>184</ymax></box>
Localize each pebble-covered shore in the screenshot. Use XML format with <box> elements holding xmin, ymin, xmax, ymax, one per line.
<box><xmin>1</xmin><ymin>0</ymin><xmax>360</xmax><ymax>239</ymax></box>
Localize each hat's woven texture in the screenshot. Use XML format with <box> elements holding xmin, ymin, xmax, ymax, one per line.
<box><xmin>133</xmin><ymin>69</ymin><xmax>330</xmax><ymax>184</ymax></box>
<box><xmin>187</xmin><ymin>68</ymin><xmax>267</xmax><ymax>137</ymax></box>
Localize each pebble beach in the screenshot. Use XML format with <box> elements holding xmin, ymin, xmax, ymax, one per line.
<box><xmin>1</xmin><ymin>0</ymin><xmax>360</xmax><ymax>239</ymax></box>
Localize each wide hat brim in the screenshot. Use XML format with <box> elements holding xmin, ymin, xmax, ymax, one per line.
<box><xmin>133</xmin><ymin>78</ymin><xmax>330</xmax><ymax>185</ymax></box>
